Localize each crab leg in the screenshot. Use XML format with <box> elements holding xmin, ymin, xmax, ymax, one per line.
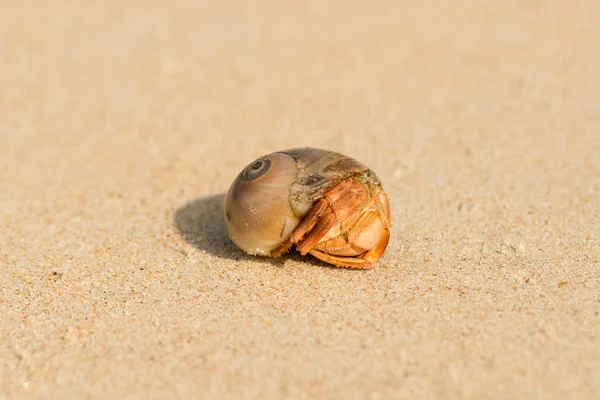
<box><xmin>289</xmin><ymin>198</ymin><xmax>329</xmax><ymax>244</ymax></box>
<box><xmin>361</xmin><ymin>227</ymin><xmax>390</xmax><ymax>264</ymax></box>
<box><xmin>269</xmin><ymin>198</ymin><xmax>329</xmax><ymax>257</ymax></box>
<box><xmin>308</xmin><ymin>249</ymin><xmax>373</xmax><ymax>269</ymax></box>
<box><xmin>295</xmin><ymin>207</ymin><xmax>337</xmax><ymax>255</ymax></box>
<box><xmin>269</xmin><ymin>239</ymin><xmax>294</xmax><ymax>257</ymax></box>
<box><xmin>308</xmin><ymin>226</ymin><xmax>389</xmax><ymax>269</ymax></box>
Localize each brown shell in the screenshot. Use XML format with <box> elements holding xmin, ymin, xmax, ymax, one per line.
<box><xmin>285</xmin><ymin>147</ymin><xmax>382</xmax><ymax>216</ymax></box>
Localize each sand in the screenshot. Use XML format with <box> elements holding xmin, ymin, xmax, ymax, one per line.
<box><xmin>1</xmin><ymin>0</ymin><xmax>599</xmax><ymax>398</ymax></box>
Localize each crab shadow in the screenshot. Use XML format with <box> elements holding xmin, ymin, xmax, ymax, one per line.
<box><xmin>173</xmin><ymin>194</ymin><xmax>297</xmax><ymax>265</ymax></box>
<box><xmin>174</xmin><ymin>194</ymin><xmax>248</xmax><ymax>261</ymax></box>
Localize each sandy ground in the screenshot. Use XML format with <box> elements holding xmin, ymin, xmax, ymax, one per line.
<box><xmin>1</xmin><ymin>0</ymin><xmax>599</xmax><ymax>398</ymax></box>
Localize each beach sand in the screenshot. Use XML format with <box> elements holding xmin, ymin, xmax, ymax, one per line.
<box><xmin>1</xmin><ymin>0</ymin><xmax>599</xmax><ymax>398</ymax></box>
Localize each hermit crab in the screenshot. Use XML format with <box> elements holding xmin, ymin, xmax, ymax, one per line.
<box><xmin>223</xmin><ymin>147</ymin><xmax>391</xmax><ymax>269</ymax></box>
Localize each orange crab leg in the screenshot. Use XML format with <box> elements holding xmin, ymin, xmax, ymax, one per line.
<box><xmin>313</xmin><ymin>234</ymin><xmax>366</xmax><ymax>256</ymax></box>
<box><xmin>270</xmin><ymin>239</ymin><xmax>294</xmax><ymax>257</ymax></box>
<box><xmin>289</xmin><ymin>198</ymin><xmax>329</xmax><ymax>244</ymax></box>
<box><xmin>308</xmin><ymin>226</ymin><xmax>389</xmax><ymax>269</ymax></box>
<box><xmin>269</xmin><ymin>198</ymin><xmax>329</xmax><ymax>257</ymax></box>
<box><xmin>361</xmin><ymin>227</ymin><xmax>390</xmax><ymax>264</ymax></box>
<box><xmin>308</xmin><ymin>249</ymin><xmax>373</xmax><ymax>269</ymax></box>
<box><xmin>295</xmin><ymin>207</ymin><xmax>337</xmax><ymax>255</ymax></box>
